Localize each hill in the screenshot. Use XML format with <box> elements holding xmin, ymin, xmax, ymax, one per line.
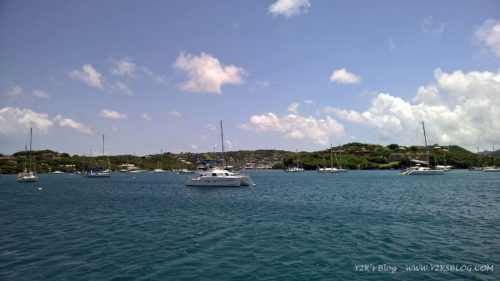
<box><xmin>0</xmin><ymin>143</ymin><xmax>497</xmax><ymax>174</ymax></box>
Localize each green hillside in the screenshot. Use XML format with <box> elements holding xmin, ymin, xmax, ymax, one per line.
<box><xmin>0</xmin><ymin>143</ymin><xmax>498</xmax><ymax>174</ymax></box>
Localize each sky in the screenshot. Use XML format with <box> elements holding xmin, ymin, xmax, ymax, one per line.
<box><xmin>1</xmin><ymin>0</ymin><xmax>499</xmax><ymax>155</ymax></box>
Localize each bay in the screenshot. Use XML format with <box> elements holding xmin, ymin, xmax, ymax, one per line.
<box><xmin>0</xmin><ymin>170</ymin><xmax>499</xmax><ymax>280</ymax></box>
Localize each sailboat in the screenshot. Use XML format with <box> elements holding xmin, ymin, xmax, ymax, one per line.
<box><xmin>483</xmin><ymin>145</ymin><xmax>500</xmax><ymax>172</ymax></box>
<box><xmin>185</xmin><ymin>121</ymin><xmax>255</xmax><ymax>186</ymax></box>
<box><xmin>318</xmin><ymin>145</ymin><xmax>347</xmax><ymax>173</ymax></box>
<box><xmin>285</xmin><ymin>150</ymin><xmax>305</xmax><ymax>172</ymax></box>
<box><xmin>468</xmin><ymin>147</ymin><xmax>483</xmax><ymax>171</ymax></box>
<box><xmin>401</xmin><ymin>122</ymin><xmax>444</xmax><ymax>175</ymax></box>
<box><xmin>153</xmin><ymin>149</ymin><xmax>167</xmax><ymax>172</ymax></box>
<box><xmin>84</xmin><ymin>134</ymin><xmax>111</xmax><ymax>178</ymax></box>
<box><xmin>18</xmin><ymin>128</ymin><xmax>38</xmax><ymax>182</ymax></box>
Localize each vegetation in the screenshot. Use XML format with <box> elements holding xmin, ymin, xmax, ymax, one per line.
<box><xmin>1</xmin><ymin>143</ymin><xmax>498</xmax><ymax>174</ymax></box>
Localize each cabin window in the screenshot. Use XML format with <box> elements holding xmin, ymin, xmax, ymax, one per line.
<box><xmin>212</xmin><ymin>173</ymin><xmax>217</xmax><ymax>176</ymax></box>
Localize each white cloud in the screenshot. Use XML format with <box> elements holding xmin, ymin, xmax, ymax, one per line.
<box><xmin>268</xmin><ymin>0</ymin><xmax>311</xmax><ymax>18</ymax></box>
<box><xmin>191</xmin><ymin>144</ymin><xmax>199</xmax><ymax>150</ymax></box>
<box><xmin>0</xmin><ymin>107</ymin><xmax>53</xmax><ymax>134</ymax></box>
<box><xmin>173</xmin><ymin>52</ymin><xmax>246</xmax><ymax>94</ymax></box>
<box><xmin>330</xmin><ymin>68</ymin><xmax>500</xmax><ymax>148</ymax></box>
<box><xmin>168</xmin><ymin>111</ymin><xmax>182</xmax><ymax>118</ymax></box>
<box><xmin>69</xmin><ymin>64</ymin><xmax>104</xmax><ymax>89</ymax></box>
<box><xmin>110</xmin><ymin>81</ymin><xmax>133</xmax><ymax>96</ymax></box>
<box><xmin>53</xmin><ymin>115</ymin><xmax>93</xmax><ymax>134</ymax></box>
<box><xmin>7</xmin><ymin>85</ymin><xmax>23</xmax><ymax>101</ymax></box>
<box><xmin>241</xmin><ymin>112</ymin><xmax>344</xmax><ymax>145</ymax></box>
<box><xmin>31</xmin><ymin>89</ymin><xmax>49</xmax><ymax>99</ymax></box>
<box><xmin>474</xmin><ymin>19</ymin><xmax>500</xmax><ymax>57</ymax></box>
<box><xmin>142</xmin><ymin>113</ymin><xmax>152</xmax><ymax>122</ymax></box>
<box><xmin>287</xmin><ymin>102</ymin><xmax>300</xmax><ymax>114</ymax></box>
<box><xmin>100</xmin><ymin>109</ymin><xmax>127</xmax><ymax>120</ymax></box>
<box><xmin>330</xmin><ymin>68</ymin><xmax>361</xmax><ymax>84</ymax></box>
<box><xmin>0</xmin><ymin>107</ymin><xmax>92</xmax><ymax>135</ymax></box>
<box><xmin>109</xmin><ymin>57</ymin><xmax>167</xmax><ymax>83</ymax></box>
<box><xmin>206</xmin><ymin>123</ymin><xmax>216</xmax><ymax>130</ymax></box>
<box><xmin>6</xmin><ymin>86</ymin><xmax>50</xmax><ymax>101</ymax></box>
<box><xmin>109</xmin><ymin>57</ymin><xmax>137</xmax><ymax>77</ymax></box>
<box><xmin>420</xmin><ymin>15</ymin><xmax>446</xmax><ymax>35</ymax></box>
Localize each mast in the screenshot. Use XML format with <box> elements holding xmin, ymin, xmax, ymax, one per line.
<box><xmin>102</xmin><ymin>134</ymin><xmax>105</xmax><ymax>157</ymax></box>
<box><xmin>29</xmin><ymin>127</ymin><xmax>32</xmax><ymax>171</ymax></box>
<box><xmin>422</xmin><ymin>121</ymin><xmax>430</xmax><ymax>168</ymax></box>
<box><xmin>330</xmin><ymin>145</ymin><xmax>333</xmax><ymax>169</ymax></box>
<box><xmin>220</xmin><ymin>121</ymin><xmax>225</xmax><ymax>154</ymax></box>
<box><xmin>159</xmin><ymin>149</ymin><xmax>163</xmax><ymax>169</ymax></box>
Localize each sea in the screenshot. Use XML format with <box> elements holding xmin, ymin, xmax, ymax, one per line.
<box><xmin>0</xmin><ymin>170</ymin><xmax>499</xmax><ymax>280</ymax></box>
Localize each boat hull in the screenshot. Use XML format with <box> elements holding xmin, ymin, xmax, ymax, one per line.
<box><xmin>17</xmin><ymin>176</ymin><xmax>38</xmax><ymax>182</ymax></box>
<box><xmin>186</xmin><ymin>176</ymin><xmax>241</xmax><ymax>187</ymax></box>
<box><xmin>402</xmin><ymin>169</ymin><xmax>445</xmax><ymax>175</ymax></box>
<box><xmin>483</xmin><ymin>168</ymin><xmax>500</xmax><ymax>172</ymax></box>
<box><xmin>318</xmin><ymin>168</ymin><xmax>347</xmax><ymax>173</ymax></box>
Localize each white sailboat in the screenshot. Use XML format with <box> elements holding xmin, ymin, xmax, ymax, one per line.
<box><xmin>285</xmin><ymin>150</ymin><xmax>305</xmax><ymax>172</ymax></box>
<box><xmin>153</xmin><ymin>149</ymin><xmax>167</xmax><ymax>172</ymax></box>
<box><xmin>18</xmin><ymin>128</ymin><xmax>38</xmax><ymax>183</ymax></box>
<box><xmin>318</xmin><ymin>145</ymin><xmax>347</xmax><ymax>173</ymax></box>
<box><xmin>185</xmin><ymin>121</ymin><xmax>255</xmax><ymax>186</ymax></box>
<box><xmin>468</xmin><ymin>147</ymin><xmax>483</xmax><ymax>171</ymax></box>
<box><xmin>483</xmin><ymin>145</ymin><xmax>500</xmax><ymax>172</ymax></box>
<box><xmin>401</xmin><ymin>122</ymin><xmax>444</xmax><ymax>175</ymax></box>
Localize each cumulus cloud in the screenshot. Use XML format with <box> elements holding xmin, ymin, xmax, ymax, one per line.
<box><xmin>100</xmin><ymin>109</ymin><xmax>127</xmax><ymax>120</ymax></box>
<box><xmin>173</xmin><ymin>52</ymin><xmax>246</xmax><ymax>94</ymax></box>
<box><xmin>53</xmin><ymin>115</ymin><xmax>93</xmax><ymax>134</ymax></box>
<box><xmin>420</xmin><ymin>15</ymin><xmax>446</xmax><ymax>35</ymax></box>
<box><xmin>329</xmin><ymin>68</ymin><xmax>500</xmax><ymax>148</ymax></box>
<box><xmin>69</xmin><ymin>64</ymin><xmax>104</xmax><ymax>89</ymax></box>
<box><xmin>241</xmin><ymin>112</ymin><xmax>344</xmax><ymax>145</ymax></box>
<box><xmin>0</xmin><ymin>107</ymin><xmax>53</xmax><ymax>134</ymax></box>
<box><xmin>474</xmin><ymin>19</ymin><xmax>500</xmax><ymax>57</ymax></box>
<box><xmin>0</xmin><ymin>107</ymin><xmax>92</xmax><ymax>135</ymax></box>
<box><xmin>330</xmin><ymin>68</ymin><xmax>361</xmax><ymax>84</ymax></box>
<box><xmin>268</xmin><ymin>0</ymin><xmax>311</xmax><ymax>18</ymax></box>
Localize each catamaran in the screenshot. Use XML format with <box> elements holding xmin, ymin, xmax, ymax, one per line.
<box><xmin>185</xmin><ymin>121</ymin><xmax>255</xmax><ymax>186</ymax></box>
<box><xmin>18</xmin><ymin>128</ymin><xmax>38</xmax><ymax>182</ymax></box>
<box><xmin>401</xmin><ymin>122</ymin><xmax>444</xmax><ymax>175</ymax></box>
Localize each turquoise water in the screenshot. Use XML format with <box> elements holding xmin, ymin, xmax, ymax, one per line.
<box><xmin>0</xmin><ymin>170</ymin><xmax>499</xmax><ymax>280</ymax></box>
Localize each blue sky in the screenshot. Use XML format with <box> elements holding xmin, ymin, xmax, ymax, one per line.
<box><xmin>1</xmin><ymin>0</ymin><xmax>499</xmax><ymax>155</ymax></box>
